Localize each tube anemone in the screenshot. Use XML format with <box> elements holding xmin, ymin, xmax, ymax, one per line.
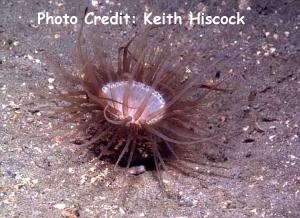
<box><xmin>51</xmin><ymin>11</ymin><xmax>225</xmax><ymax>179</ymax></box>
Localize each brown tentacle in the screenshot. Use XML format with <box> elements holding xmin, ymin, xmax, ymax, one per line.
<box><xmin>114</xmin><ymin>134</ymin><xmax>132</xmax><ymax>169</ymax></box>
<box><xmin>143</xmin><ymin>123</ymin><xmax>217</xmax><ymax>145</ymax></box>
<box><xmin>103</xmin><ymin>105</ymin><xmax>132</xmax><ymax>125</ymax></box>
<box><xmin>163</xmin><ymin>140</ymin><xmax>179</xmax><ymax>160</ymax></box>
<box><xmin>151</xmin><ymin>140</ymin><xmax>166</xmax><ymax>170</ymax></box>
<box><xmin>126</xmin><ymin>138</ymin><xmax>137</xmax><ymax>169</ymax></box>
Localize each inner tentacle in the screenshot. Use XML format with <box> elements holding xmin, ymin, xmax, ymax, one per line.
<box><xmin>103</xmin><ymin>105</ymin><xmax>132</xmax><ymax>125</ymax></box>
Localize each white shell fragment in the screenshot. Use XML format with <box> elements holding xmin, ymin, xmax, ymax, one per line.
<box><xmin>128</xmin><ymin>165</ymin><xmax>146</xmax><ymax>175</ymax></box>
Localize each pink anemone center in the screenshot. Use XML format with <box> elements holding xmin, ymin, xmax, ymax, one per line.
<box><xmin>102</xmin><ymin>81</ymin><xmax>166</xmax><ymax>124</ymax></box>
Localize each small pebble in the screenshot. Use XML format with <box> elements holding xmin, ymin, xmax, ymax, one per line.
<box><xmin>53</xmin><ymin>203</ymin><xmax>66</xmax><ymax>210</ymax></box>
<box><xmin>269</xmin><ymin>135</ymin><xmax>276</xmax><ymax>141</ymax></box>
<box><xmin>243</xmin><ymin>138</ymin><xmax>255</xmax><ymax>143</ymax></box>
<box><xmin>243</xmin><ymin>126</ymin><xmax>249</xmax><ymax>131</ymax></box>
<box><xmin>245</xmin><ymin>151</ymin><xmax>252</xmax><ymax>158</ymax></box>
<box><xmin>48</xmin><ymin>78</ymin><xmax>55</xmax><ymax>83</ymax></box>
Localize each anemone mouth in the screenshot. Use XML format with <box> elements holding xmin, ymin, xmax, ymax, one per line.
<box><xmin>102</xmin><ymin>81</ymin><xmax>166</xmax><ymax>125</ymax></box>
